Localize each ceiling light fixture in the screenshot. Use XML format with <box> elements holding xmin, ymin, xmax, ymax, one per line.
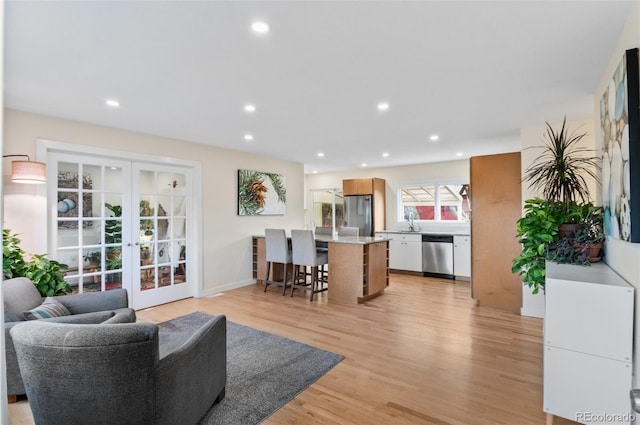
<box><xmin>456</xmin><ymin>152</ymin><xmax>463</xmax><ymax>157</ymax></box>
<box><xmin>430</xmin><ymin>134</ymin><xmax>440</xmax><ymax>141</ymax></box>
<box><xmin>361</xmin><ymin>163</ymin><xmax>367</xmax><ymax>167</ymax></box>
<box><xmin>244</xmin><ymin>104</ymin><xmax>256</xmax><ymax>113</ymax></box>
<box><xmin>244</xmin><ymin>134</ymin><xmax>254</xmax><ymax>141</ymax></box>
<box><xmin>3</xmin><ymin>154</ymin><xmax>47</xmax><ymax>184</ymax></box>
<box><xmin>317</xmin><ymin>152</ymin><xmax>324</xmax><ymax>158</ymax></box>
<box><xmin>251</xmin><ymin>21</ymin><xmax>270</xmax><ymax>34</ymax></box>
<box><xmin>105</xmin><ymin>99</ymin><xmax>120</xmax><ymax>108</ymax></box>
<box><xmin>313</xmin><ymin>170</ymin><xmax>318</xmax><ymax>174</ymax></box>
<box><xmin>382</xmin><ymin>152</ymin><xmax>389</xmax><ymax>158</ymax></box>
<box><xmin>377</xmin><ymin>102</ymin><xmax>390</xmax><ymax>111</ymax></box>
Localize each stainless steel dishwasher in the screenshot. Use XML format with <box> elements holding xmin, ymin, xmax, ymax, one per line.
<box><xmin>422</xmin><ymin>234</ymin><xmax>454</xmax><ymax>279</ymax></box>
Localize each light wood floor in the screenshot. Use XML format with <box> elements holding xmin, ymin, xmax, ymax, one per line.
<box><xmin>9</xmin><ymin>274</ymin><xmax>577</xmax><ymax>425</ymax></box>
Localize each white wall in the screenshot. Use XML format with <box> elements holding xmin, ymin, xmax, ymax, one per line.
<box><xmin>305</xmin><ymin>159</ymin><xmax>471</xmax><ymax>233</ymax></box>
<box><xmin>592</xmin><ymin>0</ymin><xmax>640</xmax><ymax>387</ymax></box>
<box><xmin>2</xmin><ymin>108</ymin><xmax>305</xmax><ymax>294</ymax></box>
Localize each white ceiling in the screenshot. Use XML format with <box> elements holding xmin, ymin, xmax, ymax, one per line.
<box><xmin>4</xmin><ymin>1</ymin><xmax>634</xmax><ymax>174</ymax></box>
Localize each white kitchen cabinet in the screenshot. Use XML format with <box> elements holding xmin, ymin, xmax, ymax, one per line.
<box><xmin>544</xmin><ymin>262</ymin><xmax>634</xmax><ymax>425</ymax></box>
<box><xmin>387</xmin><ymin>233</ymin><xmax>422</xmax><ymax>272</ymax></box>
<box><xmin>453</xmin><ymin>235</ymin><xmax>470</xmax><ymax>280</ymax></box>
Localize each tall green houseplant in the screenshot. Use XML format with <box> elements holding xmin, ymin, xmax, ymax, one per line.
<box><xmin>522</xmin><ymin>117</ymin><xmax>599</xmax><ymax>209</ymax></box>
<box><xmin>514</xmin><ymin>117</ymin><xmax>600</xmax><ymax>294</ymax></box>
<box><xmin>512</xmin><ymin>199</ymin><xmax>566</xmax><ymax>294</ymax></box>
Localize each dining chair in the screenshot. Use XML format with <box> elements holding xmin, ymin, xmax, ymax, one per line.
<box><xmin>264</xmin><ymin>229</ymin><xmax>292</xmax><ymax>295</ymax></box>
<box><xmin>291</xmin><ymin>230</ymin><xmax>328</xmax><ymax>301</ymax></box>
<box><xmin>338</xmin><ymin>226</ymin><xmax>359</xmax><ymax>236</ymax></box>
<box><xmin>314</xmin><ymin>226</ymin><xmax>333</xmax><ymax>236</ymax></box>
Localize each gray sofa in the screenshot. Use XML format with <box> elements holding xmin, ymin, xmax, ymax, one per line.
<box><xmin>11</xmin><ymin>315</ymin><xmax>227</xmax><ymax>425</ymax></box>
<box><xmin>3</xmin><ymin>277</ymin><xmax>136</xmax><ymax>396</ymax></box>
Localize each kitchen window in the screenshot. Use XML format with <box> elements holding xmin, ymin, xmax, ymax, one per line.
<box><xmin>398</xmin><ymin>183</ymin><xmax>470</xmax><ymax>222</ymax></box>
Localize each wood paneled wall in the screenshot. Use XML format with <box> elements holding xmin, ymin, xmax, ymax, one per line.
<box><xmin>470</xmin><ymin>152</ymin><xmax>522</xmax><ymax>313</ymax></box>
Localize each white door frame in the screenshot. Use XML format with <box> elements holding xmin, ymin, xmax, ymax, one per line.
<box><xmin>37</xmin><ymin>138</ymin><xmax>204</xmax><ymax>303</ymax></box>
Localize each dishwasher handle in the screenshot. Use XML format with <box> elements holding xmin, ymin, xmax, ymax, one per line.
<box><xmin>422</xmin><ymin>234</ymin><xmax>454</xmax><ymax>243</ymax></box>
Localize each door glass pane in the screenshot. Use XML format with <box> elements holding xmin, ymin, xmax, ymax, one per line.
<box><xmin>57</xmin><ymin>159</ymin><xmax>124</xmax><ymax>294</ymax></box>
<box><xmin>137</xmin><ymin>169</ymin><xmax>189</xmax><ymax>292</ymax></box>
<box><xmin>104</xmin><ymin>167</ymin><xmax>123</xmax><ymax>192</ymax></box>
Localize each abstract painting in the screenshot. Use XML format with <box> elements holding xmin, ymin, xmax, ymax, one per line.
<box><xmin>599</xmin><ymin>47</ymin><xmax>640</xmax><ymax>242</ymax></box>
<box><xmin>238</xmin><ymin>169</ymin><xmax>287</xmax><ymax>216</ymax></box>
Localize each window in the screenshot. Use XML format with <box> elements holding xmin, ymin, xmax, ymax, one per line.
<box><xmin>399</xmin><ymin>183</ymin><xmax>470</xmax><ymax>222</ymax></box>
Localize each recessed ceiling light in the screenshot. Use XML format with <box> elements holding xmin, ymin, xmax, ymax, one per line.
<box><xmin>317</xmin><ymin>152</ymin><xmax>325</xmax><ymax>158</ymax></box>
<box><xmin>313</xmin><ymin>170</ymin><xmax>318</xmax><ymax>174</ymax></box>
<box><xmin>244</xmin><ymin>104</ymin><xmax>256</xmax><ymax>113</ymax></box>
<box><xmin>251</xmin><ymin>21</ymin><xmax>270</xmax><ymax>34</ymax></box>
<box><xmin>456</xmin><ymin>152</ymin><xmax>463</xmax><ymax>157</ymax></box>
<box><xmin>106</xmin><ymin>99</ymin><xmax>120</xmax><ymax>108</ymax></box>
<box><xmin>430</xmin><ymin>134</ymin><xmax>439</xmax><ymax>141</ymax></box>
<box><xmin>382</xmin><ymin>152</ymin><xmax>389</xmax><ymax>158</ymax></box>
<box><xmin>244</xmin><ymin>134</ymin><xmax>254</xmax><ymax>141</ymax></box>
<box><xmin>377</xmin><ymin>102</ymin><xmax>390</xmax><ymax>111</ymax></box>
<box><xmin>361</xmin><ymin>163</ymin><xmax>367</xmax><ymax>167</ymax></box>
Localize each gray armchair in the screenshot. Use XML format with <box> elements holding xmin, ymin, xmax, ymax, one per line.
<box><xmin>11</xmin><ymin>314</ymin><xmax>227</xmax><ymax>425</ymax></box>
<box><xmin>3</xmin><ymin>277</ymin><xmax>136</xmax><ymax>396</ymax></box>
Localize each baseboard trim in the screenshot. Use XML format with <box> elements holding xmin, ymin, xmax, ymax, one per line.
<box><xmin>520</xmin><ymin>306</ymin><xmax>545</xmax><ymax>318</ymax></box>
<box><xmin>198</xmin><ymin>279</ymin><xmax>257</xmax><ymax>298</ymax></box>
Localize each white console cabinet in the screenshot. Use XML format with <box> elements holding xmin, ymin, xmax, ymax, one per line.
<box><xmin>544</xmin><ymin>262</ymin><xmax>634</xmax><ymax>425</ymax></box>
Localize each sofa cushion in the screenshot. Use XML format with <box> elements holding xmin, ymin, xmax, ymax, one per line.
<box><xmin>24</xmin><ymin>297</ymin><xmax>71</xmax><ymax>320</ymax></box>
<box><xmin>2</xmin><ymin>278</ymin><xmax>43</xmax><ymax>322</ymax></box>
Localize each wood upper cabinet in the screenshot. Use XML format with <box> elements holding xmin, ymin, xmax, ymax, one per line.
<box><xmin>343</xmin><ymin>178</ymin><xmax>374</xmax><ymax>195</ymax></box>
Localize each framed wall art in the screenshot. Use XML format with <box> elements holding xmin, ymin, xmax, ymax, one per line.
<box><xmin>237</xmin><ymin>169</ymin><xmax>287</xmax><ymax>216</ymax></box>
<box><xmin>600</xmin><ymin>47</ymin><xmax>640</xmax><ymax>242</ymax></box>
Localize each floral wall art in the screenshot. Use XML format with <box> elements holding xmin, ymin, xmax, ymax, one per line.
<box><xmin>600</xmin><ymin>47</ymin><xmax>640</xmax><ymax>242</ymax></box>
<box><xmin>237</xmin><ymin>169</ymin><xmax>287</xmax><ymax>216</ymax></box>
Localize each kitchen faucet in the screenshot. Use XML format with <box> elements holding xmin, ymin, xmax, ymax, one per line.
<box><xmin>407</xmin><ymin>212</ymin><xmax>421</xmax><ymax>232</ymax></box>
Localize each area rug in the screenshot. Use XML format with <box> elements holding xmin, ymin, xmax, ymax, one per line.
<box><xmin>157</xmin><ymin>312</ymin><xmax>344</xmax><ymax>425</ymax></box>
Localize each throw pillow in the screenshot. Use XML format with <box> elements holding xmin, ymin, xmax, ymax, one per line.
<box><xmin>24</xmin><ymin>297</ymin><xmax>71</xmax><ymax>320</ymax></box>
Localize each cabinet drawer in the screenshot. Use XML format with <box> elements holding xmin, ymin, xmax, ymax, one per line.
<box><xmin>386</xmin><ymin>233</ymin><xmax>422</xmax><ymax>242</ymax></box>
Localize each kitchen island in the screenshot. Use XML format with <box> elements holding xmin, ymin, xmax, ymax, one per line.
<box><xmin>252</xmin><ymin>234</ymin><xmax>389</xmax><ymax>304</ymax></box>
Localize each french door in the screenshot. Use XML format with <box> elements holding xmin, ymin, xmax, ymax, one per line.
<box><xmin>132</xmin><ymin>163</ymin><xmax>192</xmax><ymax>309</ymax></box>
<box><xmin>48</xmin><ymin>152</ymin><xmax>194</xmax><ymax>309</ymax></box>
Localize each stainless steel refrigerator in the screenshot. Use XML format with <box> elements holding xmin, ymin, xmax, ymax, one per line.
<box><xmin>343</xmin><ymin>195</ymin><xmax>372</xmax><ymax>236</ymax></box>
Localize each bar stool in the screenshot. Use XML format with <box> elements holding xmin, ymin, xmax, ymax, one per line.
<box><xmin>314</xmin><ymin>226</ymin><xmax>332</xmax><ymax>282</ymax></box>
<box><xmin>264</xmin><ymin>228</ymin><xmax>291</xmax><ymax>295</ymax></box>
<box><xmin>291</xmin><ymin>229</ymin><xmax>328</xmax><ymax>301</ymax></box>
<box><xmin>338</xmin><ymin>226</ymin><xmax>359</xmax><ymax>236</ymax></box>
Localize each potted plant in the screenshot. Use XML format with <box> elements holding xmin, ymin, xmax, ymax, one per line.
<box><xmin>512</xmin><ymin>198</ymin><xmax>567</xmax><ymax>294</ymax></box>
<box><xmin>515</xmin><ymin>117</ymin><xmax>600</xmax><ymax>294</ymax></box>
<box><xmin>105</xmin><ymin>203</ymin><xmax>122</xmax><ymax>260</ymax></box>
<box><xmin>83</xmin><ymin>251</ymin><xmax>101</xmax><ymax>266</ymax></box>
<box><xmin>3</xmin><ymin>228</ymin><xmax>72</xmax><ymax>296</ymax></box>
<box><xmin>575</xmin><ymin>205</ymin><xmax>604</xmax><ymax>262</ymax></box>
<box><xmin>522</xmin><ymin>117</ymin><xmax>599</xmax><ymax>212</ymax></box>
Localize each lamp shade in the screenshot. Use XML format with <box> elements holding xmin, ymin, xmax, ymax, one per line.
<box><xmin>11</xmin><ymin>160</ymin><xmax>47</xmax><ymax>184</ymax></box>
